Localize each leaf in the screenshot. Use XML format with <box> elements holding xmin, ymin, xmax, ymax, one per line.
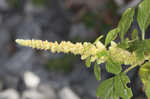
<box><xmin>114</xmin><ymin>73</ymin><xmax>133</xmax><ymax>99</ymax></box>
<box><xmin>137</xmin><ymin>0</ymin><xmax>150</xmax><ymax>34</ymax></box>
<box><xmin>97</xmin><ymin>50</ymin><xmax>108</xmax><ymax>58</ymax></box>
<box><xmin>85</xmin><ymin>56</ymin><xmax>91</xmax><ymax>68</ymax></box>
<box><xmin>139</xmin><ymin>62</ymin><xmax>150</xmax><ymax>99</ymax></box>
<box><xmin>131</xmin><ymin>29</ymin><xmax>139</xmax><ymax>40</ymax></box>
<box><xmin>106</xmin><ymin>58</ymin><xmax>122</xmax><ymax>74</ymax></box>
<box><xmin>94</xmin><ymin>62</ymin><xmax>101</xmax><ymax>81</ymax></box>
<box><xmin>136</xmin><ymin>48</ymin><xmax>144</xmax><ymax>60</ymax></box>
<box><xmin>139</xmin><ymin>62</ymin><xmax>150</xmax><ymax>85</ymax></box>
<box><xmin>96</xmin><ymin>77</ymin><xmax>119</xmax><ymax>99</ymax></box>
<box><xmin>117</xmin><ymin>38</ymin><xmax>129</xmax><ymax>49</ymax></box>
<box><xmin>128</xmin><ymin>39</ymin><xmax>150</xmax><ymax>60</ymax></box>
<box><xmin>105</xmin><ymin>28</ymin><xmax>120</xmax><ymax>46</ymax></box>
<box><xmin>145</xmin><ymin>79</ymin><xmax>150</xmax><ymax>99</ymax></box>
<box><xmin>94</xmin><ymin>35</ymin><xmax>103</xmax><ymax>44</ymax></box>
<box><xmin>136</xmin><ymin>39</ymin><xmax>150</xmax><ymax>60</ymax></box>
<box><xmin>96</xmin><ymin>73</ymin><xmax>133</xmax><ymax>99</ymax></box>
<box><xmin>128</xmin><ymin>40</ymin><xmax>140</xmax><ymax>52</ymax></box>
<box><xmin>118</xmin><ymin>8</ymin><xmax>135</xmax><ymax>42</ymax></box>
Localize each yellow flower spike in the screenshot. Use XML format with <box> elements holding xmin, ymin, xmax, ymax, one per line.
<box><xmin>90</xmin><ymin>56</ymin><xmax>98</xmax><ymax>62</ymax></box>
<box><xmin>95</xmin><ymin>41</ymin><xmax>106</xmax><ymax>51</ymax></box>
<box><xmin>16</xmin><ymin>39</ymin><xmax>108</xmax><ymax>63</ymax></box>
<box><xmin>97</xmin><ymin>56</ymin><xmax>105</xmax><ymax>64</ymax></box>
<box><xmin>16</xmin><ymin>39</ymin><xmax>89</xmax><ymax>56</ymax></box>
<box><xmin>15</xmin><ymin>39</ymin><xmax>148</xmax><ymax>67</ymax></box>
<box><xmin>81</xmin><ymin>54</ymin><xmax>89</xmax><ymax>60</ymax></box>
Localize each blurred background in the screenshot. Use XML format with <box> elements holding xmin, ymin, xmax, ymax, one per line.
<box><xmin>0</xmin><ymin>0</ymin><xmax>147</xmax><ymax>99</ymax></box>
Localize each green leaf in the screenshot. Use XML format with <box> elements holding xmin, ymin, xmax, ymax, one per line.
<box><xmin>106</xmin><ymin>58</ymin><xmax>122</xmax><ymax>74</ymax></box>
<box><xmin>96</xmin><ymin>73</ymin><xmax>133</xmax><ymax>99</ymax></box>
<box><xmin>131</xmin><ymin>29</ymin><xmax>139</xmax><ymax>40</ymax></box>
<box><xmin>94</xmin><ymin>62</ymin><xmax>101</xmax><ymax>81</ymax></box>
<box><xmin>136</xmin><ymin>48</ymin><xmax>144</xmax><ymax>60</ymax></box>
<box><xmin>145</xmin><ymin>79</ymin><xmax>150</xmax><ymax>99</ymax></box>
<box><xmin>97</xmin><ymin>50</ymin><xmax>108</xmax><ymax>58</ymax></box>
<box><xmin>105</xmin><ymin>28</ymin><xmax>120</xmax><ymax>46</ymax></box>
<box><xmin>118</xmin><ymin>8</ymin><xmax>135</xmax><ymax>42</ymax></box>
<box><xmin>114</xmin><ymin>73</ymin><xmax>133</xmax><ymax>99</ymax></box>
<box><xmin>137</xmin><ymin>0</ymin><xmax>150</xmax><ymax>39</ymax></box>
<box><xmin>117</xmin><ymin>38</ymin><xmax>129</xmax><ymax>49</ymax></box>
<box><xmin>94</xmin><ymin>35</ymin><xmax>103</xmax><ymax>44</ymax></box>
<box><xmin>139</xmin><ymin>62</ymin><xmax>150</xmax><ymax>99</ymax></box>
<box><xmin>128</xmin><ymin>39</ymin><xmax>150</xmax><ymax>60</ymax></box>
<box><xmin>96</xmin><ymin>77</ymin><xmax>119</xmax><ymax>99</ymax></box>
<box><xmin>136</xmin><ymin>39</ymin><xmax>150</xmax><ymax>60</ymax></box>
<box><xmin>139</xmin><ymin>62</ymin><xmax>150</xmax><ymax>85</ymax></box>
<box><xmin>128</xmin><ymin>40</ymin><xmax>140</xmax><ymax>52</ymax></box>
<box><xmin>85</xmin><ymin>56</ymin><xmax>91</xmax><ymax>68</ymax></box>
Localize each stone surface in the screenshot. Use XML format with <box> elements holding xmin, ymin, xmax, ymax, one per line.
<box><xmin>22</xmin><ymin>87</ymin><xmax>57</xmax><ymax>99</ymax></box>
<box><xmin>0</xmin><ymin>89</ymin><xmax>20</xmax><ymax>99</ymax></box>
<box><xmin>22</xmin><ymin>89</ymin><xmax>45</xmax><ymax>99</ymax></box>
<box><xmin>0</xmin><ymin>0</ymin><xmax>9</xmax><ymax>10</ymax></box>
<box><xmin>0</xmin><ymin>29</ymin><xmax>10</xmax><ymax>64</ymax></box>
<box><xmin>58</xmin><ymin>87</ymin><xmax>80</xmax><ymax>99</ymax></box>
<box><xmin>37</xmin><ymin>83</ymin><xmax>57</xmax><ymax>99</ymax></box>
<box><xmin>24</xmin><ymin>71</ymin><xmax>40</xmax><ymax>89</ymax></box>
<box><xmin>3</xmin><ymin>49</ymin><xmax>34</xmax><ymax>75</ymax></box>
<box><xmin>16</xmin><ymin>17</ymin><xmax>42</xmax><ymax>39</ymax></box>
<box><xmin>69</xmin><ymin>23</ymin><xmax>96</xmax><ymax>40</ymax></box>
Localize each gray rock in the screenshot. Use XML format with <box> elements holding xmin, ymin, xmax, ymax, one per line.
<box><xmin>0</xmin><ymin>0</ymin><xmax>9</xmax><ymax>10</ymax></box>
<box><xmin>22</xmin><ymin>89</ymin><xmax>45</xmax><ymax>99</ymax></box>
<box><xmin>24</xmin><ymin>0</ymin><xmax>46</xmax><ymax>15</ymax></box>
<box><xmin>0</xmin><ymin>89</ymin><xmax>20</xmax><ymax>99</ymax></box>
<box><xmin>24</xmin><ymin>71</ymin><xmax>40</xmax><ymax>89</ymax></box>
<box><xmin>22</xmin><ymin>87</ymin><xmax>57</xmax><ymax>99</ymax></box>
<box><xmin>0</xmin><ymin>29</ymin><xmax>10</xmax><ymax>66</ymax></box>
<box><xmin>0</xmin><ymin>49</ymin><xmax>35</xmax><ymax>88</ymax></box>
<box><xmin>1</xmin><ymin>74</ymin><xmax>19</xmax><ymax>89</ymax></box>
<box><xmin>3</xmin><ymin>49</ymin><xmax>34</xmax><ymax>75</ymax></box>
<box><xmin>0</xmin><ymin>28</ymin><xmax>10</xmax><ymax>50</ymax></box>
<box><xmin>16</xmin><ymin>17</ymin><xmax>41</xmax><ymax>39</ymax></box>
<box><xmin>37</xmin><ymin>83</ymin><xmax>57</xmax><ymax>99</ymax></box>
<box><xmin>58</xmin><ymin>87</ymin><xmax>80</xmax><ymax>99</ymax></box>
<box><xmin>69</xmin><ymin>23</ymin><xmax>96</xmax><ymax>40</ymax></box>
<box><xmin>0</xmin><ymin>29</ymin><xmax>10</xmax><ymax>50</ymax></box>
<box><xmin>81</xmin><ymin>75</ymin><xmax>98</xmax><ymax>97</ymax></box>
<box><xmin>3</xmin><ymin>15</ymin><xmax>22</xmax><ymax>29</ymax></box>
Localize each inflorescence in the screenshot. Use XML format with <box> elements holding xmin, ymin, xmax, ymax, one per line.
<box><xmin>16</xmin><ymin>39</ymin><xmax>144</xmax><ymax>66</ymax></box>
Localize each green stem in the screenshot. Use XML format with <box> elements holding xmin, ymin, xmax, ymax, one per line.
<box><xmin>142</xmin><ymin>30</ymin><xmax>145</xmax><ymax>40</ymax></box>
<box><xmin>124</xmin><ymin>60</ymin><xmax>148</xmax><ymax>73</ymax></box>
<box><xmin>124</xmin><ymin>65</ymin><xmax>138</xmax><ymax>73</ymax></box>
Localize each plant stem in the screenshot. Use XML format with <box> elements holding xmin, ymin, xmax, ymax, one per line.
<box><xmin>124</xmin><ymin>60</ymin><xmax>148</xmax><ymax>73</ymax></box>
<box><xmin>124</xmin><ymin>65</ymin><xmax>138</xmax><ymax>73</ymax></box>
<box><xmin>142</xmin><ymin>30</ymin><xmax>145</xmax><ymax>40</ymax></box>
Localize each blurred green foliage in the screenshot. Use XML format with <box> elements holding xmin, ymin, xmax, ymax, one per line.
<box><xmin>46</xmin><ymin>55</ymin><xmax>76</xmax><ymax>73</ymax></box>
<box><xmin>32</xmin><ymin>0</ymin><xmax>48</xmax><ymax>6</ymax></box>
<box><xmin>82</xmin><ymin>12</ymin><xmax>97</xmax><ymax>29</ymax></box>
<box><xmin>82</xmin><ymin>0</ymin><xmax>118</xmax><ymax>35</ymax></box>
<box><xmin>7</xmin><ymin>0</ymin><xmax>21</xmax><ymax>8</ymax></box>
<box><xmin>7</xmin><ymin>0</ymin><xmax>48</xmax><ymax>8</ymax></box>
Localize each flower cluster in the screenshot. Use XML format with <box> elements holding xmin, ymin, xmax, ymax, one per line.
<box><xmin>109</xmin><ymin>42</ymin><xmax>143</xmax><ymax>65</ymax></box>
<box><xmin>16</xmin><ymin>39</ymin><xmax>144</xmax><ymax>65</ymax></box>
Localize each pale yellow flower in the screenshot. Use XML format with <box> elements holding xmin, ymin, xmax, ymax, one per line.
<box><xmin>16</xmin><ymin>39</ymin><xmax>148</xmax><ymax>66</ymax></box>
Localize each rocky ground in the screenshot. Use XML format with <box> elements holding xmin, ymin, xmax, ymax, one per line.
<box><xmin>0</xmin><ymin>0</ymin><xmax>147</xmax><ymax>99</ymax></box>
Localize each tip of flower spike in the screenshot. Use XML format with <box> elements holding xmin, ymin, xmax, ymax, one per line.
<box><xmin>15</xmin><ymin>39</ymin><xmax>20</xmax><ymax>42</ymax></box>
<box><xmin>15</xmin><ymin>39</ymin><xmax>30</xmax><ymax>47</ymax></box>
<box><xmin>15</xmin><ymin>39</ymin><xmax>20</xmax><ymax>44</ymax></box>
<box><xmin>15</xmin><ymin>39</ymin><xmax>24</xmax><ymax>45</ymax></box>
